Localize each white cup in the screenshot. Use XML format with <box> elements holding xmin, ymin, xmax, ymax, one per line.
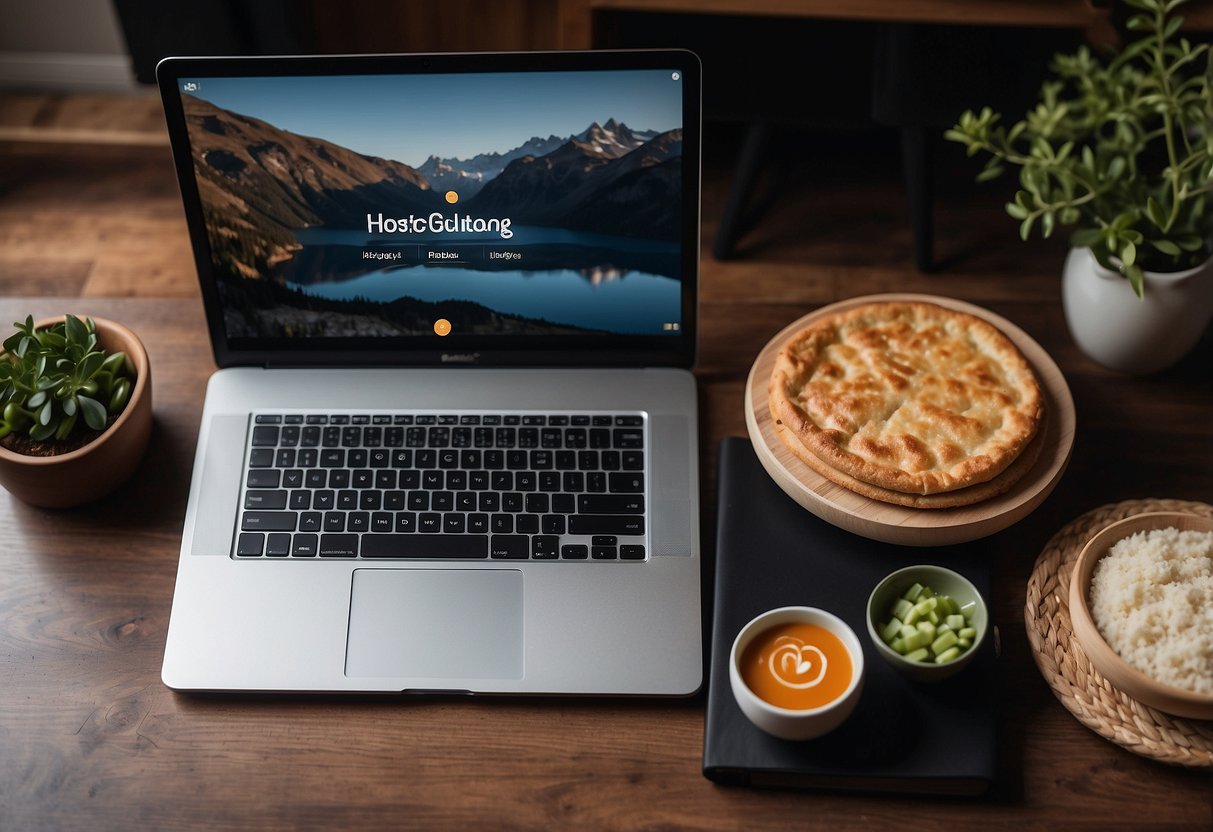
<box><xmin>729</xmin><ymin>606</ymin><xmax>865</xmax><ymax>741</ymax></box>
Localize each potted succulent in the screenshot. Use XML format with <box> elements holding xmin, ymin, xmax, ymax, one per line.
<box><xmin>0</xmin><ymin>314</ymin><xmax>152</xmax><ymax>507</ymax></box>
<box><xmin>946</xmin><ymin>0</ymin><xmax>1213</xmax><ymax>374</ymax></box>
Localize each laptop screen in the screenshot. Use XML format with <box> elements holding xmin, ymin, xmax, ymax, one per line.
<box><xmin>158</xmin><ymin>52</ymin><xmax>699</xmax><ymax>368</ymax></box>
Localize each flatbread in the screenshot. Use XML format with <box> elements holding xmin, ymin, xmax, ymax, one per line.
<box><xmin>772</xmin><ymin>407</ymin><xmax>1046</xmax><ymax>508</ymax></box>
<box><xmin>769</xmin><ymin>302</ymin><xmax>1044</xmax><ymax>497</ymax></box>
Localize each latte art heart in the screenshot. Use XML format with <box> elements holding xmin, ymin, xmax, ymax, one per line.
<box><xmin>769</xmin><ymin>636</ymin><xmax>828</xmax><ymax>690</ymax></box>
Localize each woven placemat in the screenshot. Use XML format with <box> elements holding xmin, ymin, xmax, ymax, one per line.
<box><xmin>1025</xmin><ymin>498</ymin><xmax>1213</xmax><ymax>768</ymax></box>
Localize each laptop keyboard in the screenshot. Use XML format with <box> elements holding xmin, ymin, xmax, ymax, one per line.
<box><xmin>233</xmin><ymin>412</ymin><xmax>647</xmax><ymax>562</ymax></box>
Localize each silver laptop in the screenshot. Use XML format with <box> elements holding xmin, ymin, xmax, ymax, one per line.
<box><xmin>156</xmin><ymin>50</ymin><xmax>702</xmax><ymax>695</ymax></box>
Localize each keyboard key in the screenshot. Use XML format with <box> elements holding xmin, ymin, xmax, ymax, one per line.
<box><xmin>319</xmin><ymin>534</ymin><xmax>358</xmax><ymax>557</ymax></box>
<box><xmin>255</xmin><ymin>414</ymin><xmax>282</xmax><ymax>424</ymax></box>
<box><xmin>236</xmin><ymin>532</ymin><xmax>264</xmax><ymax>557</ymax></box>
<box><xmin>443</xmin><ymin>513</ymin><xmax>465</xmax><ymax>533</ymax></box>
<box><xmin>622</xmin><ymin>451</ymin><xmax>644</xmax><ymax>471</ymax></box>
<box><xmin>281</xmin><ymin>469</ymin><xmax>304</xmax><ymax>489</ymax></box>
<box><xmin>362</xmin><ymin>534</ymin><xmax>488</xmax><ymax>558</ymax></box>
<box><xmin>515</xmin><ymin>514</ymin><xmax>539</xmax><ymax>534</ymax></box>
<box><xmin>248</xmin><ymin>448</ymin><xmax>274</xmax><ymax>468</ymax></box>
<box><xmin>266</xmin><ymin>533</ymin><xmax>291</xmax><ymax>557</ymax></box>
<box><xmin>292</xmin><ymin>533</ymin><xmax>319</xmax><ymax>557</ymax></box>
<box><xmin>490</xmin><ymin>535</ymin><xmax>529</xmax><ymax>559</ymax></box>
<box><xmin>562</xmin><ymin>544</ymin><xmax>589</xmax><ymax>559</ymax></box>
<box><xmin>569</xmin><ymin>515</ymin><xmax>645</xmax><ymax>536</ymax></box>
<box><xmin>251</xmin><ymin>425</ymin><xmax>279</xmax><ymax>446</ymax></box>
<box><xmin>299</xmin><ymin>512</ymin><xmax>322</xmax><ymax>532</ymax></box>
<box><xmin>242</xmin><ymin>511</ymin><xmax>297</xmax><ymax>531</ymax></box>
<box><xmin>542</xmin><ymin>514</ymin><xmax>566</xmax><ymax>535</ymax></box>
<box><xmin>348</xmin><ymin>512</ymin><xmax>369</xmax><ymax>532</ymax></box>
<box><xmin>592</xmin><ymin>536</ymin><xmax>618</xmax><ymax>546</ymax></box>
<box><xmin>532</xmin><ymin>535</ymin><xmax>559</xmax><ymax>559</ymax></box>
<box><xmin>616</xmin><ymin>415</ymin><xmax>643</xmax><ymax>426</ymax></box>
<box><xmin>468</xmin><ymin>513</ymin><xmax>488</xmax><ymax>533</ymax></box>
<box><xmin>324</xmin><ymin>511</ymin><xmax>345</xmax><ymax>532</ymax></box>
<box><xmin>418</xmin><ymin>513</ymin><xmax>441</xmax><ymax>532</ymax></box>
<box><xmin>608</xmin><ymin>472</ymin><xmax>644</xmax><ymax>493</ymax></box>
<box><xmin>613</xmin><ymin>429</ymin><xmax>644</xmax><ymax>448</ymax></box>
<box><xmin>305</xmin><ymin>470</ymin><xmax>326</xmax><ymax>488</ymax></box>
<box><xmin>620</xmin><ymin>545</ymin><xmax>646</xmax><ymax>560</ymax></box>
<box><xmin>246</xmin><ymin>469</ymin><xmax>280</xmax><ymax>489</ymax></box>
<box><xmin>314</xmin><ymin>490</ymin><xmax>336</xmax><ymax>510</ymax></box>
<box><xmin>578</xmin><ymin>494</ymin><xmax>644</xmax><ymax>514</ymax></box>
<box><xmin>320</xmin><ymin>449</ymin><xmax>345</xmax><ymax>468</ymax></box>
<box><xmin>289</xmin><ymin>490</ymin><xmax>311</xmax><ymax>510</ymax></box>
<box><xmin>394</xmin><ymin>512</ymin><xmax>416</xmax><ymax>532</ymax></box>
<box><xmin>244</xmin><ymin>490</ymin><xmax>287</xmax><ymax>510</ymax></box>
<box><xmin>328</xmin><ymin>470</ymin><xmax>350</xmax><ymax>489</ymax></box>
<box><xmin>592</xmin><ymin>546</ymin><xmax>617</xmax><ymax>560</ymax></box>
<box><xmin>372</xmin><ymin>512</ymin><xmax>393</xmax><ymax>533</ymax></box>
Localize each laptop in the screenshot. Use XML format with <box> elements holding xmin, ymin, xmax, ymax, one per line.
<box><xmin>156</xmin><ymin>50</ymin><xmax>702</xmax><ymax>695</ymax></box>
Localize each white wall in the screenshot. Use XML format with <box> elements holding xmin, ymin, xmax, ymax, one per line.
<box><xmin>0</xmin><ymin>0</ymin><xmax>137</xmax><ymax>91</ymax></box>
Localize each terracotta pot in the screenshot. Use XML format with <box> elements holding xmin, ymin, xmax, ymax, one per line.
<box><xmin>0</xmin><ymin>316</ymin><xmax>152</xmax><ymax>508</ymax></box>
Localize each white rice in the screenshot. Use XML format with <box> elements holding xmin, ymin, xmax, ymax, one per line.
<box><xmin>1088</xmin><ymin>527</ymin><xmax>1213</xmax><ymax>695</ymax></box>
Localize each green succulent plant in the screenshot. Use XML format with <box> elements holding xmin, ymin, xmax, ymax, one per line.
<box><xmin>0</xmin><ymin>315</ymin><xmax>136</xmax><ymax>443</ymax></box>
<box><xmin>946</xmin><ymin>0</ymin><xmax>1213</xmax><ymax>297</ymax></box>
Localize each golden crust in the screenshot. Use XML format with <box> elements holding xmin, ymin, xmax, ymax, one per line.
<box><xmin>768</xmin><ymin>302</ymin><xmax>1044</xmax><ymax>496</ymax></box>
<box><xmin>771</xmin><ymin>406</ymin><xmax>1046</xmax><ymax>508</ymax></box>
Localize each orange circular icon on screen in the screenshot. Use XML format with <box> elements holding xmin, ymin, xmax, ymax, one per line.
<box><xmin>434</xmin><ymin>318</ymin><xmax>452</xmax><ymax>336</ymax></box>
<box><xmin>445</xmin><ymin>190</ymin><xmax>459</xmax><ymax>204</ymax></box>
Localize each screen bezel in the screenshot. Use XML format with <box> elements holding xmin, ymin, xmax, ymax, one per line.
<box><xmin>156</xmin><ymin>50</ymin><xmax>700</xmax><ymax>369</ymax></box>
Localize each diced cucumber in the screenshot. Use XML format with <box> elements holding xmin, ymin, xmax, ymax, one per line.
<box><xmin>931</xmin><ymin>629</ymin><xmax>959</xmax><ymax>655</ymax></box>
<box><xmin>934</xmin><ymin>646</ymin><xmax>962</xmax><ymax>664</ymax></box>
<box><xmin>881</xmin><ymin>617</ymin><xmax>904</xmax><ymax>643</ymax></box>
<box><xmin>879</xmin><ymin>581</ymin><xmax>980</xmax><ymax>666</ymax></box>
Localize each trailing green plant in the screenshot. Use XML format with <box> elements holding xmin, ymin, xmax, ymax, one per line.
<box><xmin>0</xmin><ymin>315</ymin><xmax>135</xmax><ymax>443</ymax></box>
<box><xmin>946</xmin><ymin>0</ymin><xmax>1213</xmax><ymax>297</ymax></box>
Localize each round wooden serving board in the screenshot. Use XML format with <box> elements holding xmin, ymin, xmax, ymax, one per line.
<box><xmin>745</xmin><ymin>293</ymin><xmax>1076</xmax><ymax>546</ymax></box>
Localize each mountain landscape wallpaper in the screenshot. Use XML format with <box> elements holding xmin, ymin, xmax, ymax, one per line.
<box><xmin>180</xmin><ymin>70</ymin><xmax>685</xmax><ymax>339</ymax></box>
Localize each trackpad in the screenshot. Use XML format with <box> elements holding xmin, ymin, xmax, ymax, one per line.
<box><xmin>346</xmin><ymin>569</ymin><xmax>524</xmax><ymax>680</ymax></box>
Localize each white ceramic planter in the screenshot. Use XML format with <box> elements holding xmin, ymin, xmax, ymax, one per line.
<box><xmin>1062</xmin><ymin>247</ymin><xmax>1213</xmax><ymax>375</ymax></box>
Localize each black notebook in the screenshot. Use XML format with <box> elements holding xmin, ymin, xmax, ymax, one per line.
<box><xmin>703</xmin><ymin>438</ymin><xmax>999</xmax><ymax>796</ymax></box>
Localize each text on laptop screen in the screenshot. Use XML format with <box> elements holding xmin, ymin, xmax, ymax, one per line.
<box><xmin>176</xmin><ymin>69</ymin><xmax>686</xmax><ymax>343</ymax></box>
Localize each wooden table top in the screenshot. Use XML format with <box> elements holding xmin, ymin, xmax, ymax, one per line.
<box><xmin>1</xmin><ymin>291</ymin><xmax>1209</xmax><ymax>829</ymax></box>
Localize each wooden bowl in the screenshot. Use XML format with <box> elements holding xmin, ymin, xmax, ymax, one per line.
<box><xmin>1068</xmin><ymin>512</ymin><xmax>1213</xmax><ymax>720</ymax></box>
